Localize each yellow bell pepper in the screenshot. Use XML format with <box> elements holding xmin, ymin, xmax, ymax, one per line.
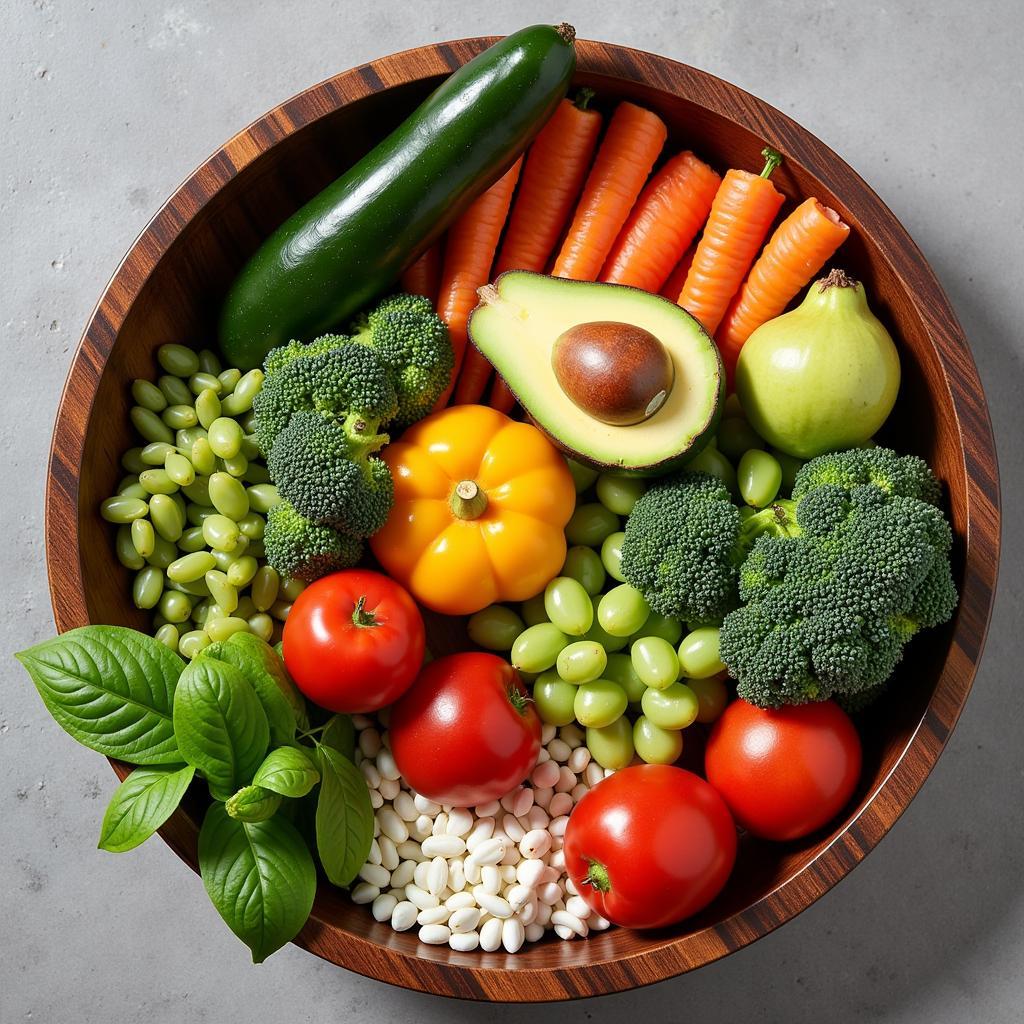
<box><xmin>370</xmin><ymin>405</ymin><xmax>575</xmax><ymax>616</ymax></box>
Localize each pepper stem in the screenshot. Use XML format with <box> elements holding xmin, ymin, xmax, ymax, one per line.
<box><xmin>583</xmin><ymin>858</ymin><xmax>611</xmax><ymax>893</ymax></box>
<box><xmin>351</xmin><ymin>595</ymin><xmax>377</xmax><ymax>628</ymax></box>
<box><xmin>450</xmin><ymin>480</ymin><xmax>488</xmax><ymax>520</ymax></box>
<box><xmin>574</xmin><ymin>87</ymin><xmax>596</xmax><ymax>111</ymax></box>
<box><xmin>759</xmin><ymin>146</ymin><xmax>783</xmax><ymax>179</ymax></box>
<box><xmin>818</xmin><ymin>267</ymin><xmax>858</xmax><ymax>291</ymax></box>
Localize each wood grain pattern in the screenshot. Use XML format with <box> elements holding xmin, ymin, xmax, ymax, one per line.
<box><xmin>44</xmin><ymin>38</ymin><xmax>1000</xmax><ymax>1001</ymax></box>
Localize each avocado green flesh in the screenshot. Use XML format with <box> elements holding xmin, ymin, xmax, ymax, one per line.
<box><xmin>468</xmin><ymin>272</ymin><xmax>723</xmax><ymax>473</ymax></box>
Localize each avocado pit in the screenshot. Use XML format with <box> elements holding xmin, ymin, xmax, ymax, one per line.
<box><xmin>551</xmin><ymin>321</ymin><xmax>675</xmax><ymax>426</ymax></box>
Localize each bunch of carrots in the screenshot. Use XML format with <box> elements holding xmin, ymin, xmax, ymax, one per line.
<box><xmin>400</xmin><ymin>91</ymin><xmax>850</xmax><ymax>409</ymax></box>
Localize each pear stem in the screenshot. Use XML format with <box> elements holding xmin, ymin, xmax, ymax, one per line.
<box><xmin>818</xmin><ymin>268</ymin><xmax>858</xmax><ymax>291</ymax></box>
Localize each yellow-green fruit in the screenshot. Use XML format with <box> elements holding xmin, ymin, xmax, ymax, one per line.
<box><xmin>736</xmin><ymin>271</ymin><xmax>900</xmax><ymax>459</ymax></box>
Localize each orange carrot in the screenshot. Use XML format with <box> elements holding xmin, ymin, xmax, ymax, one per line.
<box><xmin>716</xmin><ymin>197</ymin><xmax>850</xmax><ymax>372</ymax></box>
<box><xmin>400</xmin><ymin>242</ymin><xmax>443</xmax><ymax>303</ymax></box>
<box><xmin>551</xmin><ymin>102</ymin><xmax>667</xmax><ymax>281</ymax></box>
<box><xmin>678</xmin><ymin>147</ymin><xmax>786</xmax><ymax>334</ymax></box>
<box><xmin>660</xmin><ymin>245</ymin><xmax>697</xmax><ymax>300</ymax></box>
<box><xmin>494</xmin><ymin>91</ymin><xmax>603</xmax><ymax>276</ymax></box>
<box><xmin>435</xmin><ymin>158</ymin><xmax>523</xmax><ymax>408</ymax></box>
<box><xmin>600</xmin><ymin>152</ymin><xmax>720</xmax><ymax>291</ymax></box>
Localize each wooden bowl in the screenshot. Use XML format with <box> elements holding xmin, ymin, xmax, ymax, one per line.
<box><xmin>45</xmin><ymin>37</ymin><xmax>1000</xmax><ymax>1001</ymax></box>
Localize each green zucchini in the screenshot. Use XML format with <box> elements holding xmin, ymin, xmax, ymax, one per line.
<box><xmin>219</xmin><ymin>24</ymin><xmax>577</xmax><ymax>369</ymax></box>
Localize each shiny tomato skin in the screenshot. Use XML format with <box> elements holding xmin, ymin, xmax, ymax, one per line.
<box><xmin>282</xmin><ymin>569</ymin><xmax>425</xmax><ymax>714</ymax></box>
<box><xmin>563</xmin><ymin>765</ymin><xmax>737</xmax><ymax>929</ymax></box>
<box><xmin>705</xmin><ymin>699</ymin><xmax>861</xmax><ymax>841</ymax></box>
<box><xmin>389</xmin><ymin>653</ymin><xmax>541</xmax><ymax>807</ymax></box>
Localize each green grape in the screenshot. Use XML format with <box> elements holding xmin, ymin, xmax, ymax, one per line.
<box><xmin>629</xmin><ymin>611</ymin><xmax>683</xmax><ymax>647</ymax></box>
<box><xmin>544</xmin><ymin>576</ymin><xmax>593</xmax><ymax>636</ymax></box>
<box><xmin>685</xmin><ymin>444</ymin><xmax>738</xmax><ymax>499</ymax></box>
<box><xmin>556</xmin><ymin>641</ymin><xmax>607</xmax><ymax>684</ymax></box>
<box><xmin>561</xmin><ymin>545</ymin><xmax>606</xmax><ymax>596</ymax></box>
<box><xmin>511</xmin><ymin>623</ymin><xmax>569</xmax><ymax>673</ymax></box>
<box><xmin>641</xmin><ymin>682</ymin><xmax>700</xmax><ymax>730</ymax></box>
<box><xmin>566</xmin><ymin>458</ymin><xmax>599</xmax><ymax>493</ymax></box>
<box><xmin>533</xmin><ymin>671</ymin><xmax>578</xmax><ymax>726</ymax></box>
<box><xmin>586</xmin><ymin>717</ymin><xmax>634</xmax><ymax>770</ymax></box>
<box><xmin>574</xmin><ymin>680</ymin><xmax>628</xmax><ymax>729</ymax></box>
<box><xmin>468</xmin><ymin>605</ymin><xmax>525</xmax><ymax>651</ymax></box>
<box><xmin>630</xmin><ymin>636</ymin><xmax>680</xmax><ymax>690</ymax></box>
<box><xmin>603</xmin><ymin>652</ymin><xmax>647</xmax><ymax>704</ymax></box>
<box><xmin>520</xmin><ymin>592</ymin><xmax>549</xmax><ymax>627</ymax></box>
<box><xmin>565</xmin><ymin>503</ymin><xmax>620</xmax><ymax>547</ymax></box>
<box><xmin>738</xmin><ymin>449</ymin><xmax>782</xmax><ymax>508</ymax></box>
<box><xmin>633</xmin><ymin>716</ymin><xmax>684</xmax><ymax>765</ymax></box>
<box><xmin>770</xmin><ymin>447</ymin><xmax>805</xmax><ymax>497</ymax></box>
<box><xmin>597</xmin><ymin>584</ymin><xmax>650</xmax><ymax>637</ymax></box>
<box><xmin>583</xmin><ymin>595</ymin><xmax>630</xmax><ymax>653</ymax></box>
<box><xmin>689</xmin><ymin>674</ymin><xmax>730</xmax><ymax>724</ymax></box>
<box><xmin>717</xmin><ymin>417</ymin><xmax>764</xmax><ymax>462</ymax></box>
<box><xmin>678</xmin><ymin>627</ymin><xmax>725</xmax><ymax>679</ymax></box>
<box><xmin>600</xmin><ymin>530</ymin><xmax>626</xmax><ymax>583</ymax></box>
<box><xmin>595</xmin><ymin>474</ymin><xmax>647</xmax><ymax>516</ymax></box>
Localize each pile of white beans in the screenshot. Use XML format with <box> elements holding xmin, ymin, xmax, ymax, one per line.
<box><xmin>349</xmin><ymin>712</ymin><xmax>613</xmax><ymax>953</ymax></box>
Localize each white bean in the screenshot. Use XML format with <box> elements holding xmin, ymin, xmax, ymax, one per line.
<box><xmin>554</xmin><ymin>924</ymin><xmax>575</xmax><ymax>941</ymax></box>
<box><xmin>393</xmin><ymin>791</ymin><xmax>418</xmax><ymax>822</ymax></box>
<box><xmin>449</xmin><ymin>906</ymin><xmax>482</xmax><ymax>933</ymax></box>
<box><xmin>449</xmin><ymin>931</ymin><xmax>480</xmax><ymax>952</ymax></box>
<box><xmin>526</xmin><ymin>806</ymin><xmax>550</xmax><ymax>831</ymax></box>
<box><xmin>499</xmin><ymin>864</ymin><xmax>517</xmax><ymax>883</ymax></box>
<box><xmin>480</xmin><ymin>865</ymin><xmax>502</xmax><ymax>895</ymax></box>
<box><xmin>351</xmin><ymin>713</ymin><xmax>373</xmax><ymax>729</ymax></box>
<box><xmin>568</xmin><ymin>746</ymin><xmax>591</xmax><ymax>773</ymax></box>
<box><xmin>501</xmin><ymin>917</ymin><xmax>526</xmax><ymax>953</ymax></box>
<box><xmin>445</xmin><ymin>890</ymin><xmax>476</xmax><ymax>911</ymax></box>
<box><xmin>499</xmin><ymin>842</ymin><xmax>521</xmax><ymax>867</ymax></box>
<box><xmin>421</xmin><ymin>834</ymin><xmax>467</xmax><ymax>858</ymax></box>
<box><xmin>358</xmin><ymin>727</ymin><xmax>382</xmax><ymax>758</ymax></box>
<box><xmin>534</xmin><ymin>902</ymin><xmax>552</xmax><ymax>927</ymax></box>
<box><xmin>566</xmin><ymin>895</ymin><xmax>592</xmax><ymax>919</ymax></box>
<box><xmin>391</xmin><ymin>860</ymin><xmax>416</xmax><ymax>888</ymax></box>
<box><xmin>511</xmin><ymin>788</ymin><xmax>534</xmax><ymax>818</ymax></box>
<box><xmin>506</xmin><ymin>884</ymin><xmax>532</xmax><ymax>912</ymax></box>
<box><xmin>378</xmin><ymin>777</ymin><xmax>400</xmax><ymax>801</ymax></box>
<box><xmin>360</xmin><ymin>761</ymin><xmax>382</xmax><ymax>788</ymax></box>
<box><xmin>466</xmin><ymin>818</ymin><xmax>495</xmax><ymax>852</ymax></box>
<box><xmin>417</xmin><ymin>905</ymin><xmax>451</xmax><ymax>926</ymax></box>
<box><xmin>463</xmin><ymin>856</ymin><xmax>482</xmax><ymax>885</ymax></box>
<box><xmin>474</xmin><ymin>800</ymin><xmax>500</xmax><ymax>817</ymax></box>
<box><xmin>501</xmin><ymin>814</ymin><xmax>526</xmax><ymax>843</ymax></box>
<box><xmin>479</xmin><ymin>917</ymin><xmax>503</xmax><ymax>952</ymax></box>
<box><xmin>548</xmin><ymin>848</ymin><xmax>566</xmax><ymax>871</ymax></box>
<box><xmin>418</xmin><ymin>924</ymin><xmax>451</xmax><ymax>945</ymax></box>
<box><xmin>555</xmin><ymin>766</ymin><xmax>576</xmax><ymax>793</ymax></box>
<box><xmin>474</xmin><ymin>889</ymin><xmax>513</xmax><ymax>919</ymax></box>
<box><xmin>536</xmin><ymin>748</ymin><xmax>551</xmax><ymax>763</ymax></box>
<box><xmin>369</xmin><ymin>789</ymin><xmax>383</xmax><ymax>809</ymax></box>
<box><xmin>519</xmin><ymin>829</ymin><xmax>551</xmax><ymax>859</ymax></box>
<box><xmin>531</xmin><ymin>760</ymin><xmax>560</xmax><ymax>789</ymax></box>
<box><xmin>446</xmin><ymin>807</ymin><xmax>474</xmax><ymax>837</ymax></box>
<box><xmin>548</xmin><ymin>792</ymin><xmax>574</xmax><ymax>818</ymax></box>
<box><xmin>539</xmin><ymin>865</ymin><xmax>561</xmax><ymax>885</ymax></box>
<box><xmin>367</xmin><ymin>838</ymin><xmax>382</xmax><ymax>866</ymax></box>
<box><xmin>471</xmin><ymin>837</ymin><xmax>506</xmax><ymax>865</ymax></box>
<box><xmin>551</xmin><ymin>910</ymin><xmax>588</xmax><ymax>937</ymax></box>
<box><xmin>413</xmin><ymin>861</ymin><xmax>431</xmax><ymax>890</ymax></box>
<box><xmin>531</xmin><ymin>787</ymin><xmax>554</xmax><ymax>811</ymax></box>
<box><xmin>371</xmin><ymin>893</ymin><xmax>398</xmax><ymax>922</ymax></box>
<box><xmin>564</xmin><ymin>876</ymin><xmax>578</xmax><ymax>897</ymax></box>
<box><xmin>414</xmin><ymin>793</ymin><xmax>442</xmax><ymax>815</ymax></box>
<box><xmin>590</xmin><ymin>913</ymin><xmax>612</xmax><ymax>931</ymax></box>
<box><xmin>516</xmin><ymin>859</ymin><xmax>546</xmax><ymax>888</ymax></box>
<box><xmin>585</xmin><ymin>762</ymin><xmax>605</xmax><ymax>787</ymax></box>
<box><xmin>549</xmin><ymin>815</ymin><xmax>569</xmax><ymax>838</ymax></box>
<box><xmin>541</xmin><ymin>723</ymin><xmax>557</xmax><ymax>744</ymax></box>
<box><xmin>538</xmin><ymin>882</ymin><xmax>562</xmax><ymax>906</ymax></box>
<box><xmin>351</xmin><ymin>882</ymin><xmax>379</xmax><ymax>904</ymax></box>
<box><xmin>448</xmin><ymin>859</ymin><xmax>466</xmax><ymax>893</ymax></box>
<box><xmin>559</xmin><ymin>723</ymin><xmax>585</xmax><ymax>748</ymax></box>
<box><xmin>376</xmin><ymin>748</ymin><xmax>401</xmax><ymax>781</ymax></box>
<box><xmin>426</xmin><ymin>856</ymin><xmax>449</xmax><ymax>896</ymax></box>
<box><xmin>431</xmin><ymin>812</ymin><xmax>449</xmax><ymax>836</ymax></box>
<box><xmin>499</xmin><ymin>789</ymin><xmax>519</xmax><ymax>813</ymax></box>
<box><xmin>517</xmin><ymin>897</ymin><xmax>537</xmax><ymax>925</ymax></box>
<box><xmin>396</xmin><ymin>840</ymin><xmax>426</xmax><ymax>862</ymax></box>
<box><xmin>378</xmin><ymin>835</ymin><xmax>399</xmax><ymax>871</ymax></box>
<box><xmin>405</xmin><ymin>885</ymin><xmax>439</xmax><ymax>911</ymax></box>
<box><xmin>525</xmin><ymin>922</ymin><xmax>545</xmax><ymax>942</ymax></box>
<box><xmin>358</xmin><ymin>862</ymin><xmax>391</xmax><ymax>888</ymax></box>
<box><xmin>391</xmin><ymin>901</ymin><xmax>418</xmax><ymax>931</ymax></box>
<box><xmin>377</xmin><ymin>808</ymin><xmax>409</xmax><ymax>844</ymax></box>
<box><xmin>546</xmin><ymin>738</ymin><xmax>572</xmax><ymax>763</ymax></box>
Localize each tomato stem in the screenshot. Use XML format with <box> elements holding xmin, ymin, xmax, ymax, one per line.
<box><xmin>583</xmin><ymin>857</ymin><xmax>611</xmax><ymax>894</ymax></box>
<box><xmin>506</xmin><ymin>684</ymin><xmax>532</xmax><ymax>717</ymax></box>
<box><xmin>351</xmin><ymin>595</ymin><xmax>378</xmax><ymax>628</ymax></box>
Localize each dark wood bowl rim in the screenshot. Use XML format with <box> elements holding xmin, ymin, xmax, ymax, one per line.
<box><xmin>44</xmin><ymin>37</ymin><xmax>1001</xmax><ymax>1001</ymax></box>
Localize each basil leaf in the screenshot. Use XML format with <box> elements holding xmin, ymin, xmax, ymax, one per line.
<box><xmin>252</xmin><ymin>746</ymin><xmax>320</xmax><ymax>798</ymax></box>
<box><xmin>15</xmin><ymin>626</ymin><xmax>183</xmax><ymax>764</ymax></box>
<box><xmin>321</xmin><ymin>714</ymin><xmax>355</xmax><ymax>763</ymax></box>
<box><xmin>173</xmin><ymin>658</ymin><xmax>269</xmax><ymax>800</ymax></box>
<box><xmin>314</xmin><ymin>744</ymin><xmax>374</xmax><ymax>887</ymax></box>
<box><xmin>198</xmin><ymin>802</ymin><xmax>316</xmax><ymax>963</ymax></box>
<box><xmin>226</xmin><ymin>785</ymin><xmax>282</xmax><ymax>823</ymax></box>
<box><xmin>200</xmin><ymin>634</ymin><xmax>306</xmax><ymax>744</ymax></box>
<box><xmin>98</xmin><ymin>765</ymin><xmax>195</xmax><ymax>852</ymax></box>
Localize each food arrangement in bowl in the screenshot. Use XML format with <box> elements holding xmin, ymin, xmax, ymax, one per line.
<box><xmin>24</xmin><ymin>22</ymin><xmax>999</xmax><ymax>999</ymax></box>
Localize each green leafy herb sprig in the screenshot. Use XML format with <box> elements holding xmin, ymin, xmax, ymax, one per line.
<box><xmin>16</xmin><ymin>626</ymin><xmax>373</xmax><ymax>962</ymax></box>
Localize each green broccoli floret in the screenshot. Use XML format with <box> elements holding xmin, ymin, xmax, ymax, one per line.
<box><xmin>262</xmin><ymin>334</ymin><xmax>349</xmax><ymax>376</ymax></box>
<box><xmin>792</xmin><ymin>446</ymin><xmax>941</xmax><ymax>505</ymax></box>
<box><xmin>263</xmin><ymin>500</ymin><xmax>363</xmax><ymax>582</ymax></box>
<box><xmin>620</xmin><ymin>472</ymin><xmax>798</xmax><ymax>625</ymax></box>
<box><xmin>350</xmin><ymin>293</ymin><xmax>453</xmax><ymax>428</ymax></box>
<box><xmin>267</xmin><ymin>411</ymin><xmax>394</xmax><ymax>538</ymax></box>
<box><xmin>720</xmin><ymin>447</ymin><xmax>957</xmax><ymax>709</ymax></box>
<box><xmin>253</xmin><ymin>343</ymin><xmax>397</xmax><ymax>457</ymax></box>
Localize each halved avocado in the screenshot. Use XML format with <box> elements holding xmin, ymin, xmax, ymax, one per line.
<box><xmin>467</xmin><ymin>271</ymin><xmax>723</xmax><ymax>475</ymax></box>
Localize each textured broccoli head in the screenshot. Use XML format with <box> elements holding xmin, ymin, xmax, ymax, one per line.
<box><xmin>253</xmin><ymin>343</ymin><xmax>398</xmax><ymax>457</ymax></box>
<box><xmin>267</xmin><ymin>411</ymin><xmax>394</xmax><ymax>538</ymax></box>
<box><xmin>792</xmin><ymin>446</ymin><xmax>941</xmax><ymax>505</ymax></box>
<box><xmin>263</xmin><ymin>334</ymin><xmax>349</xmax><ymax>376</ymax></box>
<box><xmin>263</xmin><ymin>500</ymin><xmax>364</xmax><ymax>582</ymax></box>
<box><xmin>350</xmin><ymin>293</ymin><xmax>453</xmax><ymax>429</ymax></box>
<box><xmin>722</xmin><ymin>482</ymin><xmax>957</xmax><ymax>708</ymax></box>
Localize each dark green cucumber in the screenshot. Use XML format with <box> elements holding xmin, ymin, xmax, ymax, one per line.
<box><xmin>219</xmin><ymin>24</ymin><xmax>577</xmax><ymax>368</ymax></box>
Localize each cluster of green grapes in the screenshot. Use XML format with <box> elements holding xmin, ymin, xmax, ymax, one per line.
<box><xmin>467</xmin><ymin>464</ymin><xmax>729</xmax><ymax>771</ymax></box>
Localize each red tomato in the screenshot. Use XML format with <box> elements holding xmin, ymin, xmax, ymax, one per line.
<box><xmin>563</xmin><ymin>765</ymin><xmax>737</xmax><ymax>929</ymax></box>
<box><xmin>705</xmin><ymin>698</ymin><xmax>861</xmax><ymax>841</ymax></box>
<box><xmin>282</xmin><ymin>569</ymin><xmax>425</xmax><ymax>714</ymax></box>
<box><xmin>388</xmin><ymin>653</ymin><xmax>541</xmax><ymax>807</ymax></box>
